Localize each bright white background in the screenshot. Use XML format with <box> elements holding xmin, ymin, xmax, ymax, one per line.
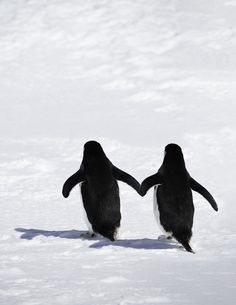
<box><xmin>0</xmin><ymin>1</ymin><xmax>235</xmax><ymax>304</ymax></box>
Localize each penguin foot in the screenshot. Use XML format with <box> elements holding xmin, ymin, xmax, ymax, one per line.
<box><xmin>81</xmin><ymin>231</ymin><xmax>96</xmax><ymax>239</ymax></box>
<box><xmin>158</xmin><ymin>235</ymin><xmax>172</xmax><ymax>241</ymax></box>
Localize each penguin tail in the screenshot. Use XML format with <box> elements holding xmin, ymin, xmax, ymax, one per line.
<box><xmin>174</xmin><ymin>229</ymin><xmax>195</xmax><ymax>253</ymax></box>
<box><xmin>175</xmin><ymin>238</ymin><xmax>194</xmax><ymax>253</ymax></box>
<box><xmin>103</xmin><ymin>230</ymin><xmax>116</xmax><ymax>241</ymax></box>
<box><xmin>98</xmin><ymin>226</ymin><xmax>118</xmax><ymax>242</ymax></box>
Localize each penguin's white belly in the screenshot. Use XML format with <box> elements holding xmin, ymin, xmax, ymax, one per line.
<box><xmin>80</xmin><ymin>183</ymin><xmax>94</xmax><ymax>234</ymax></box>
<box><xmin>153</xmin><ymin>186</ymin><xmax>171</xmax><ymax>236</ymax></box>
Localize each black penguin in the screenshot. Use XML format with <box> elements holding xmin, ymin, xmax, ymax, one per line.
<box><xmin>140</xmin><ymin>143</ymin><xmax>218</xmax><ymax>253</ymax></box>
<box><xmin>62</xmin><ymin>141</ymin><xmax>140</xmax><ymax>241</ymax></box>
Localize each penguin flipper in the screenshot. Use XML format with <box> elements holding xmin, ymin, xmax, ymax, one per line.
<box><xmin>112</xmin><ymin>166</ymin><xmax>140</xmax><ymax>194</ymax></box>
<box><xmin>190</xmin><ymin>177</ymin><xmax>218</xmax><ymax>211</ymax></box>
<box><xmin>62</xmin><ymin>167</ymin><xmax>85</xmax><ymax>198</ymax></box>
<box><xmin>140</xmin><ymin>173</ymin><xmax>163</xmax><ymax>196</ymax></box>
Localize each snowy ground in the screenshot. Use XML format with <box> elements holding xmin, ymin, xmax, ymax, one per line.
<box><xmin>0</xmin><ymin>0</ymin><xmax>236</xmax><ymax>304</ymax></box>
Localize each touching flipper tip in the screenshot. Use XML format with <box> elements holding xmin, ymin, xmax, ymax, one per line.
<box><xmin>212</xmin><ymin>201</ymin><xmax>218</xmax><ymax>212</ymax></box>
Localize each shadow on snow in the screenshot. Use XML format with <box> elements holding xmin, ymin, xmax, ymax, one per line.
<box><xmin>15</xmin><ymin>227</ymin><xmax>96</xmax><ymax>240</ymax></box>
<box><xmin>89</xmin><ymin>238</ymin><xmax>180</xmax><ymax>250</ymax></box>
<box><xmin>15</xmin><ymin>227</ymin><xmax>181</xmax><ymax>250</ymax></box>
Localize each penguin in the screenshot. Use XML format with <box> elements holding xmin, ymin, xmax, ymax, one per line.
<box><xmin>140</xmin><ymin>143</ymin><xmax>218</xmax><ymax>253</ymax></box>
<box><xmin>62</xmin><ymin>141</ymin><xmax>140</xmax><ymax>241</ymax></box>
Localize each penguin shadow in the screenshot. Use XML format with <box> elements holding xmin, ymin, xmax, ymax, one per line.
<box><xmin>90</xmin><ymin>235</ymin><xmax>181</xmax><ymax>250</ymax></box>
<box><xmin>15</xmin><ymin>227</ymin><xmax>101</xmax><ymax>241</ymax></box>
<box><xmin>15</xmin><ymin>228</ymin><xmax>182</xmax><ymax>251</ymax></box>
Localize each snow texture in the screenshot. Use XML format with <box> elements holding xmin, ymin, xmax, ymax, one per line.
<box><xmin>0</xmin><ymin>0</ymin><xmax>235</xmax><ymax>304</ymax></box>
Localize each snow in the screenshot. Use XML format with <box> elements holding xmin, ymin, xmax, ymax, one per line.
<box><xmin>0</xmin><ymin>0</ymin><xmax>236</xmax><ymax>304</ymax></box>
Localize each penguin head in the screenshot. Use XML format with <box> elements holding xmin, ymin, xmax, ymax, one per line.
<box><xmin>165</xmin><ymin>143</ymin><xmax>182</xmax><ymax>154</ymax></box>
<box><xmin>164</xmin><ymin>143</ymin><xmax>185</xmax><ymax>167</ymax></box>
<box><xmin>84</xmin><ymin>140</ymin><xmax>102</xmax><ymax>152</ymax></box>
<box><xmin>83</xmin><ymin>141</ymin><xmax>106</xmax><ymax>163</ymax></box>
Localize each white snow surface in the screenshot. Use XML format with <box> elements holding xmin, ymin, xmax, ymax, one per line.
<box><xmin>0</xmin><ymin>0</ymin><xmax>236</xmax><ymax>304</ymax></box>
